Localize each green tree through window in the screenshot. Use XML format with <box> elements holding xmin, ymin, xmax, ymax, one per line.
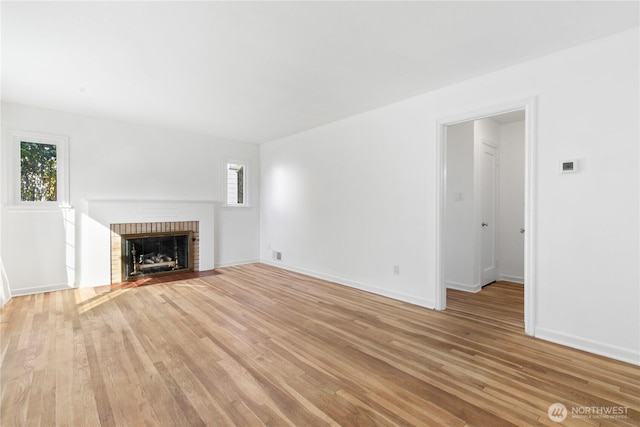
<box><xmin>20</xmin><ymin>141</ymin><xmax>57</xmax><ymax>202</ymax></box>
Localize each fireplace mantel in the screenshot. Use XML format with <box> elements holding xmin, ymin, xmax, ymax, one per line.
<box><xmin>87</xmin><ymin>200</ymin><xmax>215</xmax><ymax>223</ymax></box>
<box><xmin>84</xmin><ymin>200</ymin><xmax>215</xmax><ymax>286</ymax></box>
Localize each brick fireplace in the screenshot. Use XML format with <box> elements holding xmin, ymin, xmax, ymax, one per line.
<box><xmin>110</xmin><ymin>221</ymin><xmax>200</xmax><ymax>283</ymax></box>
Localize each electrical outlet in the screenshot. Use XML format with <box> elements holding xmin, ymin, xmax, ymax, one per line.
<box><xmin>393</xmin><ymin>265</ymin><xmax>400</xmax><ymax>275</ymax></box>
<box><xmin>273</xmin><ymin>251</ymin><xmax>282</xmax><ymax>261</ymax></box>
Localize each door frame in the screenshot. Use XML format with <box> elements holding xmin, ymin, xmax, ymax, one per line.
<box><xmin>434</xmin><ymin>97</ymin><xmax>537</xmax><ymax>336</ymax></box>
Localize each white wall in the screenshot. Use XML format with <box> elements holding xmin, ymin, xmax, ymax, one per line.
<box><xmin>499</xmin><ymin>121</ymin><xmax>525</xmax><ymax>283</ymax></box>
<box><xmin>1</xmin><ymin>103</ymin><xmax>260</xmax><ymax>292</ymax></box>
<box><xmin>445</xmin><ymin>121</ymin><xmax>475</xmax><ymax>290</ymax></box>
<box><xmin>261</xmin><ymin>109</ymin><xmax>435</xmax><ymax>307</ymax></box>
<box><xmin>0</xmin><ymin>102</ymin><xmax>8</xmax><ymax>306</ymax></box>
<box><xmin>261</xmin><ymin>28</ymin><xmax>639</xmax><ymax>364</ymax></box>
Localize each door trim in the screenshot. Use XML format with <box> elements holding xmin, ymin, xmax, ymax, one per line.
<box><xmin>434</xmin><ymin>97</ymin><xmax>537</xmax><ymax>336</ymax></box>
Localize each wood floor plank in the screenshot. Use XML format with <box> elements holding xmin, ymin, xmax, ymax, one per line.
<box><xmin>1</xmin><ymin>263</ymin><xmax>639</xmax><ymax>426</ymax></box>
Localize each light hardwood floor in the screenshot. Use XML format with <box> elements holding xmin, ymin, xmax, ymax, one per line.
<box><xmin>1</xmin><ymin>263</ymin><xmax>638</xmax><ymax>426</ymax></box>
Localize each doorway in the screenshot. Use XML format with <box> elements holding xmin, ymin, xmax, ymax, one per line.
<box><xmin>435</xmin><ymin>99</ymin><xmax>536</xmax><ymax>336</ymax></box>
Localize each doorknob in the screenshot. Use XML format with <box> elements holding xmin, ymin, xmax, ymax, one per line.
<box><xmin>520</xmin><ymin>228</ymin><xmax>525</xmax><ymax>234</ymax></box>
<box><xmin>482</xmin><ymin>222</ymin><xmax>488</xmax><ymax>227</ymax></box>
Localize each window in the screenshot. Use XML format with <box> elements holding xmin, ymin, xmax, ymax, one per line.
<box><xmin>225</xmin><ymin>161</ymin><xmax>248</xmax><ymax>206</ymax></box>
<box><xmin>10</xmin><ymin>131</ymin><xmax>69</xmax><ymax>207</ymax></box>
<box><xmin>20</xmin><ymin>141</ymin><xmax>58</xmax><ymax>202</ymax></box>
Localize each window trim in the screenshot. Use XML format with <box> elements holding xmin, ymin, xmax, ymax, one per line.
<box><xmin>223</xmin><ymin>158</ymin><xmax>251</xmax><ymax>208</ymax></box>
<box><xmin>8</xmin><ymin>130</ymin><xmax>70</xmax><ymax>208</ymax></box>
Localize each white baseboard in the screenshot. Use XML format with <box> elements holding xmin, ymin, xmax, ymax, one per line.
<box><xmin>0</xmin><ymin>295</ymin><xmax>10</xmax><ymax>308</ymax></box>
<box><xmin>446</xmin><ymin>280</ymin><xmax>482</xmax><ymax>293</ymax></box>
<box><xmin>535</xmin><ymin>327</ymin><xmax>639</xmax><ymax>366</ymax></box>
<box><xmin>0</xmin><ymin>259</ymin><xmax>11</xmax><ymax>308</ymax></box>
<box><xmin>214</xmin><ymin>258</ymin><xmax>260</xmax><ymax>269</ymax></box>
<box><xmin>499</xmin><ymin>274</ymin><xmax>524</xmax><ymax>284</ymax></box>
<box><xmin>261</xmin><ymin>260</ymin><xmax>435</xmax><ymax>309</ymax></box>
<box><xmin>10</xmin><ymin>283</ymin><xmax>72</xmax><ymax>297</ymax></box>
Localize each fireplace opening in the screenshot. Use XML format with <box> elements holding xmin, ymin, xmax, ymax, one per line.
<box><xmin>122</xmin><ymin>232</ymin><xmax>193</xmax><ymax>280</ymax></box>
<box><xmin>110</xmin><ymin>221</ymin><xmax>200</xmax><ymax>284</ymax></box>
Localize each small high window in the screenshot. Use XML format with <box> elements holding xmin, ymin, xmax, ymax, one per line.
<box><xmin>225</xmin><ymin>161</ymin><xmax>248</xmax><ymax>206</ymax></box>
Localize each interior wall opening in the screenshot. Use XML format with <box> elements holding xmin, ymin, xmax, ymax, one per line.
<box><xmin>443</xmin><ymin>109</ymin><xmax>526</xmax><ymax>328</ymax></box>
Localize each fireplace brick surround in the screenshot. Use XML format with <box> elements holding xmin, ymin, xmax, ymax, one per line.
<box><xmin>110</xmin><ymin>221</ymin><xmax>200</xmax><ymax>283</ymax></box>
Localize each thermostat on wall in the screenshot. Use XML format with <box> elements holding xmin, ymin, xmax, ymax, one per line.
<box><xmin>559</xmin><ymin>159</ymin><xmax>577</xmax><ymax>174</ymax></box>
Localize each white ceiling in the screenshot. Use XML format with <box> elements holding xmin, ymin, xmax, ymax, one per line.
<box><xmin>2</xmin><ymin>1</ymin><xmax>638</xmax><ymax>144</ymax></box>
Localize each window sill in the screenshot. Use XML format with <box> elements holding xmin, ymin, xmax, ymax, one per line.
<box><xmin>4</xmin><ymin>204</ymin><xmax>73</xmax><ymax>213</ymax></box>
<box><xmin>221</xmin><ymin>204</ymin><xmax>253</xmax><ymax>209</ymax></box>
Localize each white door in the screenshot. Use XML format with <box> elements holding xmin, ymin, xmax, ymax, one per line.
<box><xmin>481</xmin><ymin>143</ymin><xmax>498</xmax><ymax>285</ymax></box>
